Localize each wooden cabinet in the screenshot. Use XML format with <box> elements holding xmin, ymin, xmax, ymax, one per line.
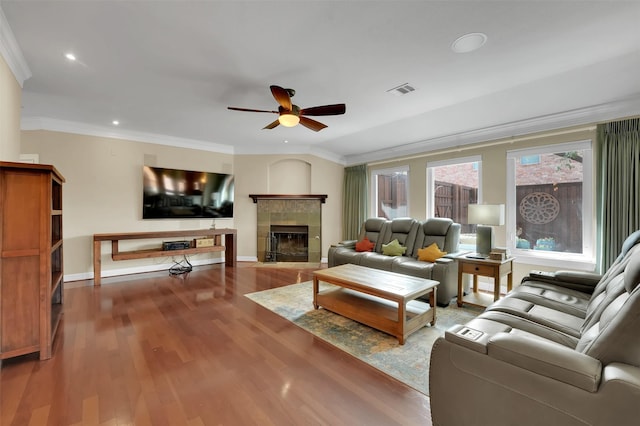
<box><xmin>0</xmin><ymin>161</ymin><xmax>65</xmax><ymax>361</ymax></box>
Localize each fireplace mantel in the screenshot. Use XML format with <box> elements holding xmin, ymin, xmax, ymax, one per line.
<box><xmin>249</xmin><ymin>194</ymin><xmax>327</xmax><ymax>203</ymax></box>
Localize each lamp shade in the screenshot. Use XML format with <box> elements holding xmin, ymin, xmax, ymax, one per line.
<box><xmin>468</xmin><ymin>204</ymin><xmax>505</xmax><ymax>226</ymax></box>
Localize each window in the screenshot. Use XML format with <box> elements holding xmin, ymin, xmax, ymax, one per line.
<box><xmin>371</xmin><ymin>166</ymin><xmax>409</xmax><ymax>219</ymax></box>
<box><xmin>520</xmin><ymin>155</ymin><xmax>540</xmax><ymax>165</ymax></box>
<box><xmin>506</xmin><ymin>140</ymin><xmax>594</xmax><ymax>269</ymax></box>
<box><xmin>427</xmin><ymin>156</ymin><xmax>481</xmax><ymax>250</ymax></box>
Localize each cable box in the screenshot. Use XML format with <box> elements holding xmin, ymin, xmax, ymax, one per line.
<box><xmin>163</xmin><ymin>240</ymin><xmax>192</xmax><ymax>251</ymax></box>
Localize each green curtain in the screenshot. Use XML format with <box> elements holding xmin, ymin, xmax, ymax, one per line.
<box><xmin>596</xmin><ymin>117</ymin><xmax>640</xmax><ymax>272</ymax></box>
<box><xmin>342</xmin><ymin>164</ymin><xmax>368</xmax><ymax>240</ymax></box>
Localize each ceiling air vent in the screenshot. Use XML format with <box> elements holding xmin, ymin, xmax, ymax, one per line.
<box><xmin>387</xmin><ymin>83</ymin><xmax>416</xmax><ymax>96</ymax></box>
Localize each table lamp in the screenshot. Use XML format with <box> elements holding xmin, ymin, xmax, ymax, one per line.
<box><xmin>467</xmin><ymin>204</ymin><xmax>505</xmax><ymax>259</ymax></box>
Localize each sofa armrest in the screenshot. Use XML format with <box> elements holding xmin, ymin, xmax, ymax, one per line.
<box><xmin>488</xmin><ymin>332</ymin><xmax>602</xmax><ymax>392</ymax></box>
<box><xmin>431</xmin><ymin>258</ymin><xmax>462</xmax><ymax>305</ymax></box>
<box><xmin>333</xmin><ymin>239</ymin><xmax>357</xmax><ymax>248</ymax></box>
<box><xmin>554</xmin><ymin>270</ymin><xmax>602</xmax><ymax>285</ymax></box>
<box><xmin>602</xmin><ymin>363</ymin><xmax>640</xmax><ymax>391</ymax></box>
<box><xmin>526</xmin><ymin>270</ymin><xmax>602</xmax><ymax>293</ymax></box>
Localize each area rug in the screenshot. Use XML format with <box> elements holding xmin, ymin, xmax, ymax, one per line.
<box><xmin>245</xmin><ymin>281</ymin><xmax>482</xmax><ymax>395</ymax></box>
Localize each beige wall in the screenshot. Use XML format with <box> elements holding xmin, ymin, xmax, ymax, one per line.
<box><xmin>0</xmin><ymin>54</ymin><xmax>21</xmax><ymax>161</ymax></box>
<box><xmin>21</xmin><ymin>130</ymin><xmax>236</xmax><ymax>279</ymax></box>
<box><xmin>369</xmin><ymin>126</ymin><xmax>598</xmax><ymax>284</ymax></box>
<box><xmin>21</xmin><ymin>131</ymin><xmax>344</xmax><ymax>280</ymax></box>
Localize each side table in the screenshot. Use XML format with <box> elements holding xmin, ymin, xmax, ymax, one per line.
<box><xmin>457</xmin><ymin>256</ymin><xmax>514</xmax><ymax>308</ymax></box>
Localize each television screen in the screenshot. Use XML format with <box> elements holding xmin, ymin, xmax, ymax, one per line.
<box><xmin>143</xmin><ymin>166</ymin><xmax>234</xmax><ymax>219</ymax></box>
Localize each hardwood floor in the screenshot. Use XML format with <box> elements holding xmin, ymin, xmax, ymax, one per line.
<box><xmin>1</xmin><ymin>263</ymin><xmax>432</xmax><ymax>425</ymax></box>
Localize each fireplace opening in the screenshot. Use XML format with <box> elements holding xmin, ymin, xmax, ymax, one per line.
<box><xmin>266</xmin><ymin>225</ymin><xmax>308</xmax><ymax>262</ymax></box>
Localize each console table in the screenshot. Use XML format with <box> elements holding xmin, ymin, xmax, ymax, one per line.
<box><xmin>93</xmin><ymin>228</ymin><xmax>237</xmax><ymax>285</ymax></box>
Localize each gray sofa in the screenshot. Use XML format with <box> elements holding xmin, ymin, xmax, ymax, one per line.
<box><xmin>430</xmin><ymin>230</ymin><xmax>640</xmax><ymax>425</ymax></box>
<box><xmin>328</xmin><ymin>217</ymin><xmax>463</xmax><ymax>306</ymax></box>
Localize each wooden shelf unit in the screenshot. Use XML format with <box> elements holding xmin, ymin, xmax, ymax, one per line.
<box><xmin>111</xmin><ymin>245</ymin><xmax>225</xmax><ymax>261</ymax></box>
<box><xmin>0</xmin><ymin>161</ymin><xmax>65</xmax><ymax>361</ymax></box>
<box><xmin>92</xmin><ymin>228</ymin><xmax>237</xmax><ymax>285</ymax></box>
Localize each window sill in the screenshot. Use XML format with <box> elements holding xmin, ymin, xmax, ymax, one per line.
<box><xmin>512</xmin><ymin>250</ymin><xmax>596</xmax><ymax>272</ymax></box>
<box><xmin>459</xmin><ymin>243</ymin><xmax>476</xmax><ymax>251</ymax></box>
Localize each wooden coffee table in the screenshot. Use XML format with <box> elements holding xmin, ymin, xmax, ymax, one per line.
<box><xmin>313</xmin><ymin>264</ymin><xmax>439</xmax><ymax>344</ymax></box>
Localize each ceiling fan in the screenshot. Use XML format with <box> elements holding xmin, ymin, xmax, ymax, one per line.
<box><xmin>227</xmin><ymin>85</ymin><xmax>346</xmax><ymax>132</ymax></box>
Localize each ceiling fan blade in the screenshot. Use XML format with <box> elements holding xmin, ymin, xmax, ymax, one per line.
<box><xmin>270</xmin><ymin>85</ymin><xmax>292</xmax><ymax>111</ymax></box>
<box><xmin>300</xmin><ymin>104</ymin><xmax>346</xmax><ymax>116</ymax></box>
<box><xmin>228</xmin><ymin>107</ymin><xmax>278</xmax><ymax>113</ymax></box>
<box><xmin>299</xmin><ymin>116</ymin><xmax>327</xmax><ymax>132</ymax></box>
<box><xmin>263</xmin><ymin>119</ymin><xmax>280</xmax><ymax>130</ymax></box>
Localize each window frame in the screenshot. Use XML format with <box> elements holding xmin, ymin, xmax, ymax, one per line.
<box><xmin>506</xmin><ymin>140</ymin><xmax>595</xmax><ymax>270</ymax></box>
<box><xmin>426</xmin><ymin>156</ymin><xmax>482</xmax><ymax>251</ymax></box>
<box><xmin>370</xmin><ymin>165</ymin><xmax>410</xmax><ymax>219</ymax></box>
<box><xmin>426</xmin><ymin>155</ymin><xmax>482</xmax><ymax>218</ymax></box>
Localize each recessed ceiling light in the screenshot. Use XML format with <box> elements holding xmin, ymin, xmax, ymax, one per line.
<box><xmin>283</xmin><ymin>140</ymin><xmax>289</xmax><ymax>144</ymax></box>
<box><xmin>112</xmin><ymin>120</ymin><xmax>120</xmax><ymax>126</ymax></box>
<box><xmin>64</xmin><ymin>53</ymin><xmax>76</xmax><ymax>61</ymax></box>
<box><xmin>451</xmin><ymin>33</ymin><xmax>487</xmax><ymax>53</ymax></box>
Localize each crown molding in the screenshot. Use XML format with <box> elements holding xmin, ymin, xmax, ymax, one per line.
<box><xmin>311</xmin><ymin>147</ymin><xmax>346</xmax><ymax>165</ymax></box>
<box><xmin>21</xmin><ymin>116</ymin><xmax>348</xmax><ymax>164</ymax></box>
<box><xmin>233</xmin><ymin>142</ymin><xmax>346</xmax><ymax>165</ymax></box>
<box><xmin>0</xmin><ymin>6</ymin><xmax>31</xmax><ymax>87</ymax></box>
<box><xmin>21</xmin><ymin>95</ymin><xmax>640</xmax><ymax>167</ymax></box>
<box><xmin>344</xmin><ymin>95</ymin><xmax>640</xmax><ymax>166</ymax></box>
<box><xmin>21</xmin><ymin>116</ymin><xmax>235</xmax><ymax>154</ymax></box>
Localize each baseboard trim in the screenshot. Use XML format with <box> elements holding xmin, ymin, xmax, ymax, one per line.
<box><xmin>65</xmin><ymin>255</ymin><xmax>326</xmax><ymax>282</ymax></box>
<box><xmin>237</xmin><ymin>256</ymin><xmax>258</xmax><ymax>262</ymax></box>
<box><xmin>64</xmin><ymin>258</ymin><xmax>224</xmax><ymax>282</ymax></box>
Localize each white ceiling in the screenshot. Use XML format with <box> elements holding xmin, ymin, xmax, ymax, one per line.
<box><xmin>2</xmin><ymin>1</ymin><xmax>640</xmax><ymax>165</ymax></box>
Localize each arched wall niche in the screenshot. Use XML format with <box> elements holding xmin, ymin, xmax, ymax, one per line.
<box><xmin>268</xmin><ymin>159</ymin><xmax>311</xmax><ymax>193</ymax></box>
<box><xmin>253</xmin><ymin>159</ymin><xmax>323</xmax><ymax>263</ymax></box>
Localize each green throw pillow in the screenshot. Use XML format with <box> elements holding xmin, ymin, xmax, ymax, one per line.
<box><xmin>382</xmin><ymin>239</ymin><xmax>407</xmax><ymax>256</ymax></box>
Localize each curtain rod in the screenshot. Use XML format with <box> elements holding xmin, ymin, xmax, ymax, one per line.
<box><xmin>367</xmin><ymin>125</ymin><xmax>597</xmax><ymax>166</ymax></box>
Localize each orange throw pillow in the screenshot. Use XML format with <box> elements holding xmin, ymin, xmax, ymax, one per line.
<box><xmin>355</xmin><ymin>237</ymin><xmax>375</xmax><ymax>252</ymax></box>
<box><xmin>417</xmin><ymin>243</ymin><xmax>447</xmax><ymax>262</ymax></box>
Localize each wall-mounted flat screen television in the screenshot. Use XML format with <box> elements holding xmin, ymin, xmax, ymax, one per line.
<box><xmin>143</xmin><ymin>166</ymin><xmax>234</xmax><ymax>219</ymax></box>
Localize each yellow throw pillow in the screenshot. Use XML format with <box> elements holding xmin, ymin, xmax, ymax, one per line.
<box><xmin>382</xmin><ymin>239</ymin><xmax>407</xmax><ymax>256</ymax></box>
<box><xmin>417</xmin><ymin>243</ymin><xmax>447</xmax><ymax>262</ymax></box>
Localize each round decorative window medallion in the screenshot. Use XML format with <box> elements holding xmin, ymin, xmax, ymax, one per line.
<box><xmin>519</xmin><ymin>192</ymin><xmax>560</xmax><ymax>224</ymax></box>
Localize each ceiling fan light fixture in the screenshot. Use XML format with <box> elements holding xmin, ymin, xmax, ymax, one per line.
<box><xmin>228</xmin><ymin>85</ymin><xmax>343</xmax><ymax>132</ymax></box>
<box><xmin>279</xmin><ymin>113</ymin><xmax>300</xmax><ymax>127</ymax></box>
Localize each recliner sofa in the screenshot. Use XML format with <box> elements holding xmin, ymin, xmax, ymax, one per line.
<box><xmin>328</xmin><ymin>217</ymin><xmax>463</xmax><ymax>305</ymax></box>
<box><xmin>429</xmin><ymin>230</ymin><xmax>640</xmax><ymax>425</ymax></box>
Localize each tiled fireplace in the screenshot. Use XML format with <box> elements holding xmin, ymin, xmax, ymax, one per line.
<box><xmin>251</xmin><ymin>195</ymin><xmax>326</xmax><ymax>263</ymax></box>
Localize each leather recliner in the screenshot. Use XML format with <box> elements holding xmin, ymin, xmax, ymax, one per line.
<box><xmin>429</xmin><ymin>230</ymin><xmax>640</xmax><ymax>425</ymax></box>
